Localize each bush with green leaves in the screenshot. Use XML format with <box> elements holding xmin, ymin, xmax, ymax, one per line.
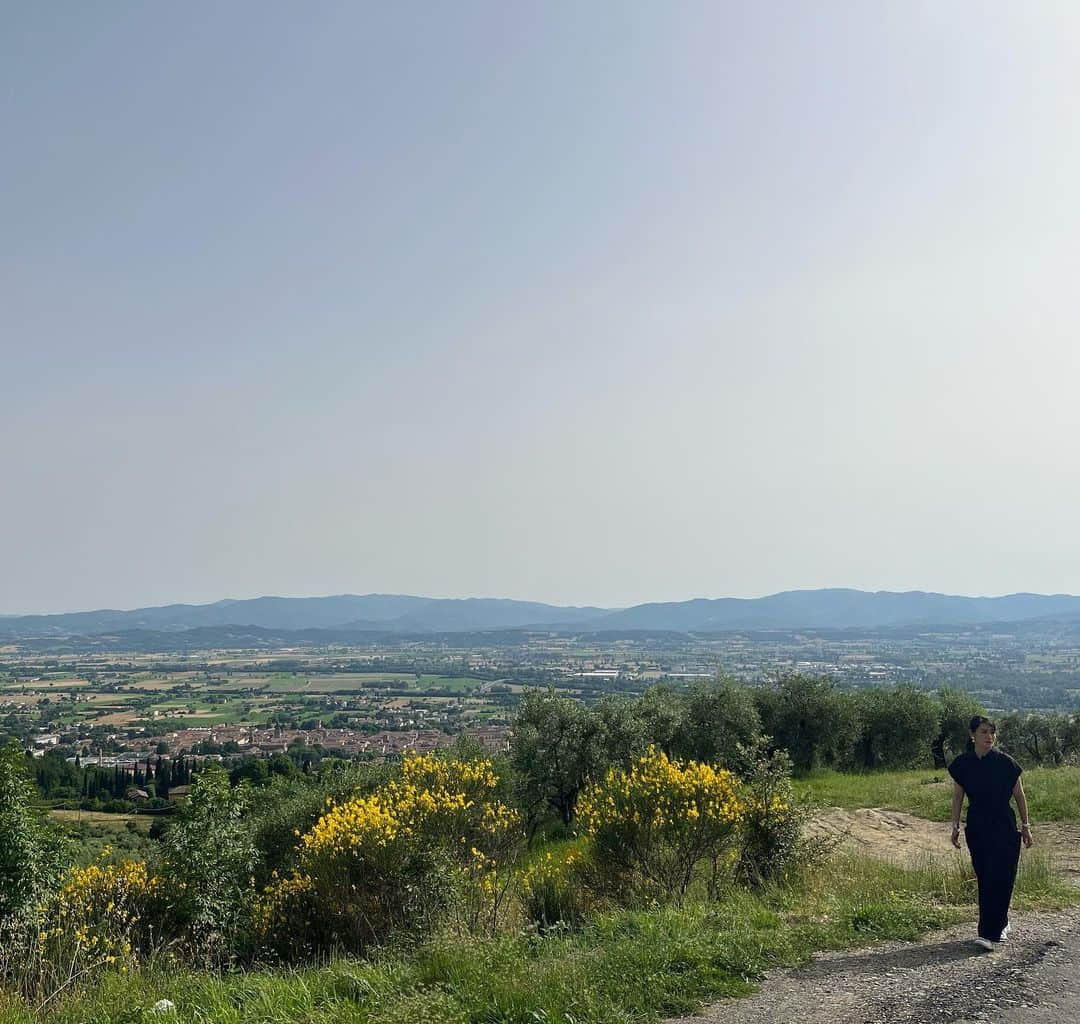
<box><xmin>997</xmin><ymin>711</ymin><xmax>1080</xmax><ymax>766</ymax></box>
<box><xmin>160</xmin><ymin>764</ymin><xmax>257</xmax><ymax>959</ymax></box>
<box><xmin>253</xmin><ymin>754</ymin><xmax>523</xmax><ymax>958</ymax></box>
<box><xmin>511</xmin><ymin>690</ymin><xmax>604</xmax><ymax>831</ymax></box>
<box><xmin>0</xmin><ymin>745</ymin><xmax>68</xmax><ymax>933</ymax></box>
<box><xmin>592</xmin><ymin>694</ymin><xmax>650</xmax><ymax>768</ymax></box>
<box><xmin>244</xmin><ymin>760</ymin><xmax>394</xmax><ymax>887</ymax></box>
<box><xmin>933</xmin><ymin>686</ymin><xmax>985</xmax><ymax>767</ymax></box>
<box><xmin>668</xmin><ymin>679</ymin><xmax>762</xmax><ymax>769</ymax></box>
<box><xmin>733</xmin><ymin>748</ymin><xmax>819</xmax><ymax>887</ymax></box>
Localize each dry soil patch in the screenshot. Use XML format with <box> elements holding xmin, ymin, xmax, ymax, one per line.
<box><xmin>810</xmin><ymin>807</ymin><xmax>1080</xmax><ymax>881</ymax></box>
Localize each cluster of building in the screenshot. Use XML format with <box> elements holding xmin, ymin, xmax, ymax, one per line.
<box><xmin>76</xmin><ymin>722</ymin><xmax>511</xmax><ymax>763</ymax></box>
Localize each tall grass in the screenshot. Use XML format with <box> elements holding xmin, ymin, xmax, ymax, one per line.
<box><xmin>0</xmin><ymin>994</ymin><xmax>30</xmax><ymax>1024</ymax></box>
<box><xmin>10</xmin><ymin>850</ymin><xmax>1074</xmax><ymax>1024</ymax></box>
<box><xmin>794</xmin><ymin>766</ymin><xmax>1080</xmax><ymax>822</ymax></box>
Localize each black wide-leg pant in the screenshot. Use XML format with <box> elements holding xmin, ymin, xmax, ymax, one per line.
<box><xmin>965</xmin><ymin>823</ymin><xmax>1021</xmax><ymax>942</ymax></box>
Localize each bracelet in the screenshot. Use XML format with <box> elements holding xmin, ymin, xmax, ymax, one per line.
<box><xmin>1021</xmin><ymin>822</ymin><xmax>1032</xmax><ymax>829</ymax></box>
<box><xmin>951</xmin><ymin>823</ymin><xmax>960</xmax><ymax>831</ymax></box>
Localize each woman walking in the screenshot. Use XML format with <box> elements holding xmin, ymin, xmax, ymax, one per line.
<box><xmin>948</xmin><ymin>715</ymin><xmax>1033</xmax><ymax>950</ymax></box>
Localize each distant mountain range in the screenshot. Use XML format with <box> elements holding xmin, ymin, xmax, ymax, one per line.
<box><xmin>5</xmin><ymin>589</ymin><xmax>1080</xmax><ymax>642</ymax></box>
<box><xmin>0</xmin><ymin>595</ymin><xmax>610</xmax><ymax>638</ymax></box>
<box><xmin>592</xmin><ymin>590</ymin><xmax>1080</xmax><ymax>631</ymax></box>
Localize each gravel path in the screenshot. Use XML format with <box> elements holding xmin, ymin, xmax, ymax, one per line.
<box><xmin>667</xmin><ymin>907</ymin><xmax>1080</xmax><ymax>1024</ymax></box>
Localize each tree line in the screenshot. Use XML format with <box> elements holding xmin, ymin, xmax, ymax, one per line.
<box><xmin>31</xmin><ymin>753</ymin><xmax>200</xmax><ymax>806</ymax></box>
<box><xmin>508</xmin><ymin>675</ymin><xmax>1080</xmax><ymax>833</ymax></box>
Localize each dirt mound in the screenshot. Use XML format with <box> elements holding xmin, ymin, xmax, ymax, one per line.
<box><xmin>810</xmin><ymin>807</ymin><xmax>1080</xmax><ymax>881</ymax></box>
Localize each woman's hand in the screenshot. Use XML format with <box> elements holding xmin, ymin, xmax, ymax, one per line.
<box><xmin>950</xmin><ymin>782</ymin><xmax>965</xmax><ymax>850</ymax></box>
<box><xmin>1021</xmin><ymin>824</ymin><xmax>1034</xmax><ymax>849</ymax></box>
<box><xmin>951</xmin><ymin>825</ymin><xmax>962</xmax><ymax>850</ymax></box>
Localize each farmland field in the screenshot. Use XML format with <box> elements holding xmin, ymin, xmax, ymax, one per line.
<box><xmin>49</xmin><ymin>809</ymin><xmax>153</xmax><ymax>832</ymax></box>
<box><xmin>0</xmin><ymin>648</ymin><xmax>518</xmax><ymax>768</ymax></box>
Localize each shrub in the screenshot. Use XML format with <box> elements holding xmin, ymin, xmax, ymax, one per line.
<box><xmin>668</xmin><ymin>679</ymin><xmax>762</xmax><ymax>768</ymax></box>
<box><xmin>852</xmin><ymin>685</ymin><xmax>940</xmax><ymax>770</ymax></box>
<box><xmin>245</xmin><ymin>761</ymin><xmax>393</xmax><ymax>888</ymax></box>
<box><xmin>733</xmin><ymin>749</ymin><xmax>818</xmax><ymax>887</ymax></box>
<box><xmin>0</xmin><ymin>851</ymin><xmax>172</xmax><ymax>1007</ymax></box>
<box><xmin>933</xmin><ymin>686</ymin><xmax>985</xmax><ymax>768</ymax></box>
<box><xmin>511</xmin><ymin>691</ymin><xmax>603</xmax><ymax>832</ymax></box>
<box><xmin>997</xmin><ymin>712</ymin><xmax>1080</xmax><ymax>766</ymax></box>
<box><xmin>254</xmin><ymin>754</ymin><xmax>523</xmax><ymax>958</ymax></box>
<box><xmin>0</xmin><ymin>746</ymin><xmax>67</xmax><ymax>933</ymax></box>
<box><xmin>39</xmin><ymin>854</ymin><xmax>170</xmax><ymax>970</ymax></box>
<box><xmin>160</xmin><ymin>765</ymin><xmax>257</xmax><ymax>959</ymax></box>
<box><xmin>519</xmin><ymin>847</ymin><xmax>589</xmax><ymax>932</ymax></box>
<box><xmin>593</xmin><ymin>695</ymin><xmax>649</xmax><ymax>769</ymax></box>
<box><xmin>100</xmin><ymin>799</ymin><xmax>135</xmax><ymax>814</ymax></box>
<box><xmin>577</xmin><ymin>747</ymin><xmax>745</xmax><ymax>903</ymax></box>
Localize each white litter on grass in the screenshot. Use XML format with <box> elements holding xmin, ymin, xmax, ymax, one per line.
<box><xmin>151</xmin><ymin>999</ymin><xmax>176</xmax><ymax>1013</ymax></box>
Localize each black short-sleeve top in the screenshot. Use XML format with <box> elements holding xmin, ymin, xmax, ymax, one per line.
<box><xmin>947</xmin><ymin>749</ymin><xmax>1022</xmax><ymax>829</ymax></box>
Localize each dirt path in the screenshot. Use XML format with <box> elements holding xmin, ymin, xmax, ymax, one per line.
<box><xmin>809</xmin><ymin>807</ymin><xmax>1080</xmax><ymax>881</ymax></box>
<box><xmin>667</xmin><ymin>809</ymin><xmax>1080</xmax><ymax>1024</ymax></box>
<box><xmin>668</xmin><ymin>908</ymin><xmax>1080</xmax><ymax>1024</ymax></box>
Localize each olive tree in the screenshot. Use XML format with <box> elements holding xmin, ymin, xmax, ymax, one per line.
<box><xmin>510</xmin><ymin>690</ymin><xmax>603</xmax><ymax>832</ymax></box>
<box><xmin>668</xmin><ymin>678</ymin><xmax>762</xmax><ymax>769</ymax></box>
<box><xmin>755</xmin><ymin>675</ymin><xmax>861</xmax><ymax>772</ymax></box>
<box><xmin>853</xmin><ymin>685</ymin><xmax>940</xmax><ymax>770</ymax></box>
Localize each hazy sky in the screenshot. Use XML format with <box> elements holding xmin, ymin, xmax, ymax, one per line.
<box><xmin>4</xmin><ymin>2</ymin><xmax>1080</xmax><ymax>614</ymax></box>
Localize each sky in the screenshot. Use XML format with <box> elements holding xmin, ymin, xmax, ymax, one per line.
<box><xmin>4</xmin><ymin>2</ymin><xmax>1080</xmax><ymax>615</ymax></box>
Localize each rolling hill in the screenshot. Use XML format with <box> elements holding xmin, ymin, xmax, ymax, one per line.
<box><xmin>5</xmin><ymin>588</ymin><xmax>1080</xmax><ymax>640</ymax></box>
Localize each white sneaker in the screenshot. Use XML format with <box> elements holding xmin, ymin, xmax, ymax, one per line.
<box><xmin>1000</xmin><ymin>923</ymin><xmax>1011</xmax><ymax>943</ymax></box>
<box><xmin>974</xmin><ymin>937</ymin><xmax>996</xmax><ymax>951</ymax></box>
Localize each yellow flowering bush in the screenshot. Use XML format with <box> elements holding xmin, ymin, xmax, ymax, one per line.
<box><xmin>518</xmin><ymin>846</ymin><xmax>588</xmax><ymax>931</ymax></box>
<box><xmin>577</xmin><ymin>747</ymin><xmax>745</xmax><ymax>901</ymax></box>
<box><xmin>254</xmin><ymin>754</ymin><xmax>523</xmax><ymax>956</ymax></box>
<box><xmin>448</xmin><ymin>843</ymin><xmax>514</xmax><ymax>937</ymax></box>
<box><xmin>451</xmin><ymin>793</ymin><xmax>523</xmax><ymax>936</ymax></box>
<box><xmin>249</xmin><ymin>869</ymin><xmax>316</xmax><ymax>960</ymax></box>
<box><xmin>401</xmin><ymin>751</ymin><xmax>500</xmax><ymax>796</ymax></box>
<box><xmin>36</xmin><ymin>852</ymin><xmax>169</xmax><ymax>983</ymax></box>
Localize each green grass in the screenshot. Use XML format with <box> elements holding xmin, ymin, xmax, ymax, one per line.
<box><xmin>0</xmin><ymin>994</ymin><xmax>29</xmax><ymax>1024</ymax></box>
<box><xmin>794</xmin><ymin>765</ymin><xmax>1080</xmax><ymax>822</ymax></box>
<box><xmin>417</xmin><ymin>675</ymin><xmax>483</xmax><ymax>693</ymax></box>
<box><xmin>8</xmin><ymin>851</ymin><xmax>1075</xmax><ymax>1024</ymax></box>
<box><xmin>51</xmin><ymin>817</ymin><xmax>157</xmax><ymax>867</ymax></box>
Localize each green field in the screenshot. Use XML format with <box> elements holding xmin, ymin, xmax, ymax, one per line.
<box><xmin>417</xmin><ymin>674</ymin><xmax>484</xmax><ymax>693</ymax></box>
<box><xmin>47</xmin><ymin>810</ymin><xmax>157</xmax><ymax>866</ymax></box>
<box><xmin>49</xmin><ymin>809</ymin><xmax>147</xmax><ymax>829</ymax></box>
<box><xmin>795</xmin><ymin>766</ymin><xmax>1080</xmax><ymax>822</ymax></box>
<box><xmin>212</xmin><ymin>673</ymin><xmax>421</xmax><ymax>694</ymax></box>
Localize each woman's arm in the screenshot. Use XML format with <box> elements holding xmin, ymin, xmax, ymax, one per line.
<box><xmin>951</xmin><ymin>782</ymin><xmax>964</xmax><ymax>849</ymax></box>
<box><xmin>1013</xmin><ymin>778</ymin><xmax>1034</xmax><ymax>848</ymax></box>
